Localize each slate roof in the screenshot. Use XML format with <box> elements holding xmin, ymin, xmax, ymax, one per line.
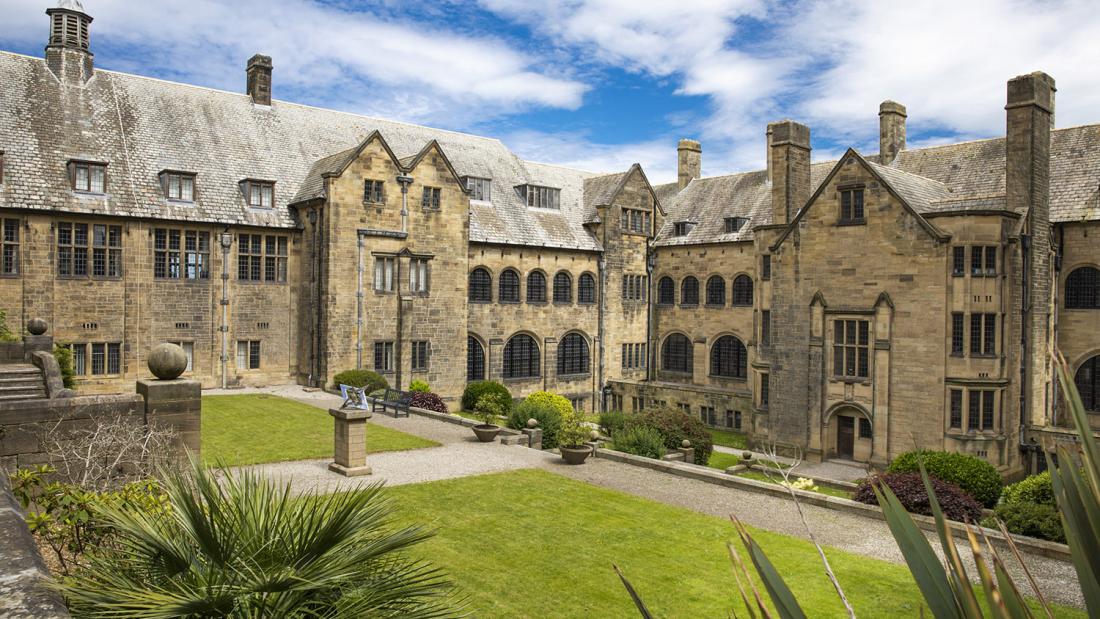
<box><xmin>656</xmin><ymin>124</ymin><xmax>1100</xmax><ymax>246</ymax></box>
<box><xmin>0</xmin><ymin>51</ymin><xmax>604</xmax><ymax>250</ymax></box>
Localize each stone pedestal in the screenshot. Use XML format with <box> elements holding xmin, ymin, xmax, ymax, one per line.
<box><xmin>22</xmin><ymin>334</ymin><xmax>53</xmax><ymax>357</ymax></box>
<box><xmin>677</xmin><ymin>446</ymin><xmax>694</xmax><ymax>464</ymax></box>
<box><xmin>521</xmin><ymin>427</ymin><xmax>542</xmax><ymax>450</ymax></box>
<box><xmin>137</xmin><ymin>378</ymin><xmax>201</xmax><ymax>457</ymax></box>
<box><xmin>329</xmin><ymin>408</ymin><xmax>372</xmax><ymax>477</ymax></box>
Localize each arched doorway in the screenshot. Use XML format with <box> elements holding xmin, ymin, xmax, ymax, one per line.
<box><xmin>827</xmin><ymin>405</ymin><xmax>872</xmax><ymax>462</ymax></box>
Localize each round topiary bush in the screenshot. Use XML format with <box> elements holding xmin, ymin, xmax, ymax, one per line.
<box><xmin>598</xmin><ymin>410</ymin><xmax>627</xmax><ymax>437</ymax></box>
<box><xmin>332</xmin><ymin>370</ymin><xmax>388</xmax><ymax>393</ymax></box>
<box><xmin>625</xmin><ymin>406</ymin><xmax>712</xmax><ymax>465</ymax></box>
<box><xmin>506</xmin><ymin>399</ymin><xmax>563</xmax><ymax>449</ymax></box>
<box><xmin>409</xmin><ymin>391</ymin><xmax>447</xmax><ymax>413</ymax></box>
<box><xmin>461</xmin><ymin>381</ymin><xmax>512</xmax><ymax>413</ymax></box>
<box><xmin>854</xmin><ymin>472</ymin><xmax>983</xmax><ymax>522</ymax></box>
<box><xmin>984</xmin><ymin>501</ymin><xmax>1065</xmax><ymax>543</ymax></box>
<box><xmin>887</xmin><ymin>450</ymin><xmax>1003</xmax><ymax>507</ymax></box>
<box><xmin>408</xmin><ymin>380</ymin><xmax>431</xmax><ymax>393</ymax></box>
<box><xmin>1000</xmin><ymin>471</ymin><xmax>1054</xmax><ymax>507</ymax></box>
<box><xmin>612</xmin><ymin>425</ymin><xmax>667</xmax><ymax>460</ymax></box>
<box><xmin>522</xmin><ymin>391</ymin><xmax>573</xmax><ymax>419</ymax></box>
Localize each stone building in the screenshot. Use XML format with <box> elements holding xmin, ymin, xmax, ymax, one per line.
<box><xmin>1</xmin><ymin>2</ymin><xmax>1097</xmax><ymax>475</ymax></box>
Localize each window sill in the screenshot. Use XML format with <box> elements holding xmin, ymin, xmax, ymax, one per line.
<box><xmin>498</xmin><ymin>300</ymin><xmax>521</xmax><ymax>305</ymax></box>
<box><xmin>552</xmin><ymin>301</ymin><xmax>573</xmax><ymax>306</ymax></box>
<box><xmin>731</xmin><ymin>303</ymin><xmax>752</xmax><ymax>308</ymax></box>
<box><xmin>830</xmin><ymin>376</ymin><xmax>870</xmax><ymax>384</ymax></box>
<box><xmin>969</xmin><ymin>354</ymin><xmax>998</xmax><ymax>359</ymax></box>
<box><xmin>155</xmin><ymin>277</ymin><xmax>211</xmax><ymax>283</ymax></box>
<box><xmin>411</xmin><ymin>368</ymin><xmax>429</xmax><ymax>374</ymax></box>
<box><xmin>0</xmin><ymin>273</ymin><xmax>21</xmax><ymax>279</ymax></box>
<box><xmin>502</xmin><ymin>376</ymin><xmax>541</xmax><ymax>382</ymax></box>
<box><xmin>246</xmin><ymin>205</ymin><xmax>275</xmax><ymax>210</ymax></box>
<box><xmin>165</xmin><ymin>198</ymin><xmax>195</xmax><ymax>205</ymax></box>
<box><xmin>58</xmin><ymin>275</ymin><xmax>124</xmax><ymax>281</ymax></box>
<box><xmin>526</xmin><ymin>300</ymin><xmax>547</xmax><ymax>306</ymax></box>
<box><xmin>678</xmin><ymin>304</ymin><xmax>699</xmax><ymax>309</ymax></box>
<box><xmin>1063</xmin><ymin>307</ymin><xmax>1100</xmax><ymax>311</ymax></box>
<box><xmin>709</xmin><ymin>374</ymin><xmax>748</xmax><ymax>382</ymax></box>
<box><xmin>72</xmin><ymin>190</ymin><xmax>108</xmax><ymax>198</ymax></box>
<box><xmin>238</xmin><ymin>280</ymin><xmax>288</xmax><ymax>286</ymax></box>
<box><xmin>469</xmin><ymin>299</ymin><xmax>492</xmax><ymax>305</ymax></box>
<box><xmin>557</xmin><ymin>373</ymin><xmax>591</xmax><ymax>380</ymax></box>
<box><xmin>578</xmin><ymin>301</ymin><xmax>596</xmax><ymax>306</ymax></box>
<box><xmin>837</xmin><ymin>220</ymin><xmax>866</xmax><ymax>227</ymax></box>
<box><xmin>705</xmin><ymin>303</ymin><xmax>725</xmax><ymax>309</ymax></box>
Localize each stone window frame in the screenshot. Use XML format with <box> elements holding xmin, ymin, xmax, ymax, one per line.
<box><xmin>705</xmin><ymin>275</ymin><xmax>726</xmax><ymax>307</ymax></box>
<box><xmin>159</xmin><ymin>170</ymin><xmax>197</xmax><ymax>203</ymax></box>
<box><xmin>68</xmin><ymin>160</ymin><xmax>108</xmax><ymax>194</ymax></box>
<box><xmin>552</xmin><ymin>271</ymin><xmax>573</xmax><ymax>304</ymax></box>
<box><xmin>621</xmin><ymin>342</ymin><xmax>647</xmax><ymax>370</ymax></box>
<box><xmin>660</xmin><ymin>332</ymin><xmax>693</xmax><ymax>375</ymax></box>
<box><xmin>1</xmin><ymin>218</ymin><xmax>20</xmax><ymax>277</ymax></box>
<box><xmin>1075</xmin><ymin>355</ymin><xmax>1100</xmax><ymax>412</ymax></box>
<box><xmin>672</xmin><ymin>221</ymin><xmax>695</xmax><ymax>237</ymax></box>
<box><xmin>411</xmin><ymin>340</ymin><xmax>430</xmax><ymax>372</ymax></box>
<box><xmin>950</xmin><ymin>312</ymin><xmax>965</xmax><ymax>356</ymax></box>
<box><xmin>237</xmin><ymin>233</ymin><xmax>288</xmax><ymax>284</ymax></box>
<box><xmin>577</xmin><ymin>272</ymin><xmax>597</xmax><ymax>305</ymax></box>
<box><xmin>952</xmin><ymin>246</ymin><xmax>966</xmax><ymax>277</ymax></box>
<box><xmin>62</xmin><ymin>342</ymin><xmax>123</xmax><ymax>377</ymax></box>
<box><xmin>526</xmin><ymin>270</ymin><xmax>547</xmax><ymax>304</ymax></box>
<box><xmin>858</xmin><ymin>417</ymin><xmax>873</xmax><ymax>439</ymax></box>
<box><xmin>363</xmin><ymin>179</ymin><xmax>385</xmax><ymax>204</ymax></box>
<box><xmin>832</xmin><ymin>318</ymin><xmax>870</xmax><ymax>380</ymax></box>
<box><xmin>502</xmin><ymin>333</ymin><xmax>540</xmax><ymax>380</ymax></box>
<box><xmin>373</xmin><ymin>340</ymin><xmax>395</xmax><ymax>374</ymax></box>
<box><xmin>731</xmin><ymin>274</ymin><xmax>753</xmax><ymax>306</ymax></box>
<box><xmin>236</xmin><ymin>340</ymin><xmax>261</xmax><ymax>371</ymax></box>
<box><xmin>468</xmin><ymin>267</ymin><xmax>492</xmax><ymax>303</ymax></box>
<box><xmin>760</xmin><ymin>310</ymin><xmax>771</xmax><ymax>348</ymax></box>
<box><xmin>373</xmin><ymin>255</ymin><xmax>397</xmax><ymax>293</ymax></box>
<box><xmin>709</xmin><ymin>335</ymin><xmax>748</xmax><ymax>380</ymax></box>
<box><xmin>556</xmin><ymin>332</ymin><xmax>590</xmax><ymax>377</ymax></box>
<box><xmin>408</xmin><ymin>256</ymin><xmax>431</xmax><ymax>295</ymax></box>
<box><xmin>838</xmin><ymin>185</ymin><xmax>865</xmax><ymax>225</ymax></box>
<box><xmin>724</xmin><ymin>216</ymin><xmax>748</xmax><ymax>234</ymax></box>
<box><xmin>680</xmin><ymin>276</ymin><xmax>699</xmax><ymax>306</ymax></box>
<box><xmin>1065</xmin><ymin>266</ymin><xmax>1100</xmax><ymax>309</ymax></box>
<box><xmin>466</xmin><ymin>335</ymin><xmax>486</xmax><ymax>382</ymax></box>
<box><xmin>966</xmin><ymin>389</ymin><xmax>997</xmax><ymax>432</ymax></box>
<box><xmin>758</xmin><ymin>372</ymin><xmax>770</xmax><ymax>409</ymax></box>
<box><xmin>621</xmin><ymin>208</ymin><xmax>651</xmax><ymax>236</ymax></box>
<box><xmin>498</xmin><ymin>268</ymin><xmax>521</xmax><ymax>304</ymax></box>
<box><xmin>521</xmin><ymin>184</ymin><xmax>561</xmax><ymax>210</ymax></box>
<box><xmin>464</xmin><ymin>176</ymin><xmax>491</xmax><ymax>202</ymax></box>
<box><xmin>761</xmin><ymin>255</ymin><xmax>772</xmax><ymax>281</ymax></box>
<box><xmin>970</xmin><ymin>245</ymin><xmax>998</xmax><ymax>277</ymax></box>
<box><xmin>239</xmin><ymin>178</ymin><xmax>275</xmax><ymax>209</ymax></box>
<box><xmin>154</xmin><ymin>228</ymin><xmax>210</xmax><ymax>281</ymax></box>
<box><xmin>968</xmin><ymin>313</ymin><xmax>997</xmax><ymax>357</ymax></box>
<box><xmin>949</xmin><ymin>389</ymin><xmax>964</xmax><ymax>429</ymax></box>
<box><xmin>420</xmin><ymin>186</ymin><xmax>441</xmax><ymax>210</ymax></box>
<box><xmin>56</xmin><ymin>221</ymin><xmax>123</xmax><ymax>280</ymax></box>
<box><xmin>656</xmin><ymin>276</ymin><xmax>675</xmax><ymax>306</ymax></box>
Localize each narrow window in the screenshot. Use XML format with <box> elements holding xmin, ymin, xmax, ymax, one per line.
<box><xmin>980</xmin><ymin>390</ymin><xmax>995</xmax><ymax>430</ymax></box>
<box><xmin>657</xmin><ymin>277</ymin><xmax>675</xmax><ymax>305</ymax></box>
<box><xmin>526</xmin><ymin>271</ymin><xmax>546</xmax><ymax>303</ymax></box>
<box><xmin>466</xmin><ymin>336</ymin><xmax>485</xmax><ymax>381</ymax></box>
<box><xmin>553</xmin><ymin>272</ymin><xmax>572</xmax><ymax>303</ymax></box>
<box><xmin>971</xmin><ymin>246</ymin><xmax>984</xmax><ymax>276</ymax></box>
<box><xmin>374</xmin><ymin>256</ymin><xmax>395</xmax><ymax>292</ymax></box>
<box><xmin>409</xmin><ymin>257</ymin><xmax>429</xmax><ymax>293</ymax></box>
<box><xmin>503</xmin><ymin>334</ymin><xmax>540</xmax><ymax>379</ymax></box>
<box><xmin>761</xmin><ymin>311</ymin><xmax>771</xmax><ymax>347</ymax></box>
<box><xmin>411</xmin><ymin>340</ymin><xmax>429</xmax><ymax>371</ymax></box>
<box><xmin>731</xmin><ymin>275</ymin><xmax>753</xmax><ymax>306</ymax></box>
<box><xmin>364</xmin><ymin>180</ymin><xmax>384</xmax><ymax>203</ymax></box>
<box><xmin>858</xmin><ymin>418</ymin><xmax>873</xmax><ymax>439</ymax></box>
<box><xmin>952</xmin><ymin>247</ymin><xmax>966</xmax><ymax>277</ymax></box>
<box><xmin>236</xmin><ymin>341</ymin><xmax>261</xmax><ymax>370</ymax></box>
<box><xmin>468</xmin><ymin>268</ymin><xmax>491</xmax><ymax>303</ymax></box>
<box><xmin>185</xmin><ymin>231</ymin><xmax>210</xmax><ymax>280</ymax></box>
<box><xmin>967</xmin><ymin>390</ymin><xmax>981</xmax><ymax>430</ymax></box>
<box><xmin>706</xmin><ymin>276</ymin><xmax>726</xmax><ymax>306</ymax></box>
<box><xmin>373</xmin><ymin>341</ymin><xmax>394</xmax><ymax>373</ymax></box>
<box><xmin>263</xmin><ymin>236</ymin><xmax>288</xmax><ymax>283</ymax></box>
<box><xmin>949</xmin><ymin>389</ymin><xmax>963</xmax><ymax>429</ymax></box>
<box><xmin>2</xmin><ymin>218</ymin><xmax>19</xmax><ymax>275</ymax></box>
<box><xmin>839</xmin><ymin>188</ymin><xmax>865</xmax><ymax>223</ymax></box>
<box><xmin>984</xmin><ymin>246</ymin><xmax>997</xmax><ymax>276</ymax></box>
<box><xmin>238</xmin><ymin>234</ymin><xmax>263</xmax><ymax>281</ymax></box>
<box><xmin>557</xmin><ymin>333</ymin><xmax>590</xmax><ymax>376</ymax></box>
<box><xmin>762</xmin><ymin>255</ymin><xmax>772</xmax><ymax>281</ymax></box>
<box><xmin>833</xmin><ymin>319</ymin><xmax>870</xmax><ymax>378</ymax></box>
<box><xmin>760</xmin><ymin>373</ymin><xmax>770</xmax><ymax>408</ymax></box>
<box><xmin>681</xmin><ymin>276</ymin><xmax>699</xmax><ymax>305</ymax></box>
<box><xmin>950</xmin><ymin>313</ymin><xmax>964</xmax><ymax>356</ymax></box>
<box><xmin>1074</xmin><ymin>356</ymin><xmax>1099</xmax><ymax>412</ymax></box>
<box><xmin>499</xmin><ymin>269</ymin><xmax>520</xmax><ymax>303</ymax></box>
<box><xmin>421</xmin><ymin>187</ymin><xmax>441</xmax><ymax>209</ymax></box>
<box><xmin>578</xmin><ymin>273</ymin><xmax>596</xmax><ymax>304</ymax></box>
<box><xmin>969</xmin><ymin>313</ymin><xmax>996</xmax><ymax>356</ymax></box>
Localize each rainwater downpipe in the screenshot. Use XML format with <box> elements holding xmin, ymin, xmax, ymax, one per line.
<box><xmin>395</xmin><ymin>174</ymin><xmax>414</xmax><ymax>389</ymax></box>
<box><xmin>219</xmin><ymin>231</ymin><xmax>233</xmax><ymax>389</ymax></box>
<box><xmin>356</xmin><ymin>233</ymin><xmax>364</xmax><ymax>369</ymax></box>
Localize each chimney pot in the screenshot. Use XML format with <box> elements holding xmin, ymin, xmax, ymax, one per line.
<box><xmin>767</xmin><ymin>120</ymin><xmax>811</xmax><ymax>226</ymax></box>
<box><xmin>247</xmin><ymin>54</ymin><xmax>273</xmax><ymax>106</ymax></box>
<box><xmin>878</xmin><ymin>100</ymin><xmax>907</xmax><ymax>165</ymax></box>
<box><xmin>677</xmin><ymin>139</ymin><xmax>701</xmax><ymax>190</ymax></box>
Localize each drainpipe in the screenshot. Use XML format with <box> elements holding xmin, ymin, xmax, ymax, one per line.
<box><xmin>356</xmin><ymin>233</ymin><xmax>364</xmax><ymax>369</ymax></box>
<box><xmin>307</xmin><ymin>208</ymin><xmax>319</xmax><ymax>386</ymax></box>
<box><xmin>597</xmin><ymin>256</ymin><xmax>606</xmax><ymax>411</ymax></box>
<box><xmin>397</xmin><ymin>174</ymin><xmax>413</xmax><ymax>234</ymax></box>
<box><xmin>395</xmin><ymin>174</ymin><xmax>413</xmax><ymax>390</ymax></box>
<box><xmin>218</xmin><ymin>231</ymin><xmax>233</xmax><ymax>389</ymax></box>
<box><xmin>646</xmin><ymin>251</ymin><xmax>656</xmax><ymax>382</ymax></box>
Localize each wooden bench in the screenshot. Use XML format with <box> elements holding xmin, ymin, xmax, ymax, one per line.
<box><xmin>369</xmin><ymin>387</ymin><xmax>412</xmax><ymax>418</ymax></box>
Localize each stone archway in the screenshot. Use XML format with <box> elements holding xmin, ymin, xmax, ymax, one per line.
<box><xmin>825</xmin><ymin>405</ymin><xmax>873</xmax><ymax>463</ymax></box>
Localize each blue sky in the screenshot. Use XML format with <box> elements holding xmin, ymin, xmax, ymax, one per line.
<box><xmin>3</xmin><ymin>0</ymin><xmax>1099</xmax><ymax>183</ymax></box>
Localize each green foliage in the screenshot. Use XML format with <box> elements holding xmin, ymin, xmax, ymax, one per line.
<box><xmin>333</xmin><ymin>369</ymin><xmax>388</xmax><ymax>392</ymax></box>
<box><xmin>1001</xmin><ymin>470</ymin><xmax>1055</xmax><ymax>507</ymax></box>
<box><xmin>523</xmin><ymin>391</ymin><xmax>573</xmax><ymax>419</ymax></box>
<box><xmin>408</xmin><ymin>379</ymin><xmax>431</xmax><ymax>393</ymax></box>
<box><xmin>461</xmin><ymin>380</ymin><xmax>512</xmax><ymax>413</ymax></box>
<box><xmin>56</xmin><ymin>459</ymin><xmax>462</xmax><ymax>618</ymax></box>
<box><xmin>474</xmin><ymin>393</ymin><xmax>507</xmax><ymax>425</ymax></box>
<box><xmin>506</xmin><ymin>399</ymin><xmax>563</xmax><ymax>449</ymax></box>
<box><xmin>612</xmin><ymin>425</ymin><xmax>667</xmax><ymax>460</ymax></box>
<box><xmin>888</xmin><ymin>449</ymin><xmax>1003</xmax><ymax>507</ymax></box>
<box><xmin>557</xmin><ymin>409</ymin><xmax>591</xmax><ymax>448</ymax></box>
<box><xmin>984</xmin><ymin>502</ymin><xmax>1065</xmax><ymax>543</ymax></box>
<box><xmin>53</xmin><ymin>344</ymin><xmax>75</xmax><ymax>389</ymax></box>
<box><xmin>624</xmin><ymin>406</ymin><xmax>713</xmax><ymax>465</ymax></box>
<box><xmin>369</xmin><ymin>388</ymin><xmax>386</xmax><ymax>399</ymax></box>
<box><xmin>0</xmin><ymin>308</ymin><xmax>17</xmax><ymax>342</ymax></box>
<box><xmin>598</xmin><ymin>410</ymin><xmax>627</xmax><ymax>437</ymax></box>
<box><xmin>9</xmin><ymin>465</ymin><xmax>169</xmax><ymax>576</ymax></box>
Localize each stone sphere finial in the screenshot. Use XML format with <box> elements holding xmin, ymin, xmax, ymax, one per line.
<box><xmin>526</xmin><ymin>418</ymin><xmax>539</xmax><ymax>428</ymax></box>
<box><xmin>589</xmin><ymin>429</ymin><xmax>600</xmax><ymax>440</ymax></box>
<box><xmin>148</xmin><ymin>343</ymin><xmax>188</xmax><ymax>380</ymax></box>
<box><xmin>26</xmin><ymin>318</ymin><xmax>48</xmax><ymax>336</ymax></box>
<box><xmin>681</xmin><ymin>439</ymin><xmax>692</xmax><ymax>448</ymax></box>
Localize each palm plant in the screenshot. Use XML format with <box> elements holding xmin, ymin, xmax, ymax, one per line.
<box><xmin>58</xmin><ymin>459</ymin><xmax>463</xmax><ymax>618</ymax></box>
<box><xmin>617</xmin><ymin>351</ymin><xmax>1100</xmax><ymax>618</ymax></box>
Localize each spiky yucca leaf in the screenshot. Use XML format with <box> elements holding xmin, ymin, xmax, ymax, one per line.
<box><xmin>57</xmin><ymin>459</ymin><xmax>463</xmax><ymax>618</ymax></box>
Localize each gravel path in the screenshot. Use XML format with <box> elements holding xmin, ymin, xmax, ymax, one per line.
<box><xmin>215</xmin><ymin>385</ymin><xmax>1084</xmax><ymax>610</ymax></box>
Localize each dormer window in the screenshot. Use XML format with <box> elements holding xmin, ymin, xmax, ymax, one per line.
<box><xmin>464</xmin><ymin>177</ymin><xmax>491</xmax><ymax>201</ymax></box>
<box><xmin>724</xmin><ymin>217</ymin><xmax>748</xmax><ymax>233</ymax></box>
<box><xmin>160</xmin><ymin>171</ymin><xmax>196</xmax><ymax>202</ymax></box>
<box><xmin>518</xmin><ymin>184</ymin><xmax>561</xmax><ymax>210</ymax></box>
<box><xmin>69</xmin><ymin>161</ymin><xmax>107</xmax><ymax>194</ymax></box>
<box><xmin>673</xmin><ymin>221</ymin><xmax>695</xmax><ymax>237</ymax></box>
<box><xmin>240</xmin><ymin>179</ymin><xmax>274</xmax><ymax>208</ymax></box>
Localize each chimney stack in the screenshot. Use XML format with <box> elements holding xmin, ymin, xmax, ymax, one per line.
<box><xmin>247</xmin><ymin>54</ymin><xmax>273</xmax><ymax>106</ymax></box>
<box><xmin>768</xmin><ymin>120</ymin><xmax>811</xmax><ymax>226</ymax></box>
<box><xmin>45</xmin><ymin>0</ymin><xmax>94</xmax><ymax>85</ymax></box>
<box><xmin>677</xmin><ymin>139</ymin><xmax>701</xmax><ymax>189</ymax></box>
<box><xmin>878</xmin><ymin>100</ymin><xmax>907</xmax><ymax>165</ymax></box>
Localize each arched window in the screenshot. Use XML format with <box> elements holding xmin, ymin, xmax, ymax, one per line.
<box><xmin>662</xmin><ymin>334</ymin><xmax>693</xmax><ymax>373</ymax></box>
<box><xmin>499</xmin><ymin>269</ymin><xmax>520</xmax><ymax>303</ymax></box>
<box><xmin>1076</xmin><ymin>355</ymin><xmax>1100</xmax><ymax>412</ymax></box>
<box><xmin>681</xmin><ymin>276</ymin><xmax>699</xmax><ymax>306</ymax></box>
<box><xmin>710</xmin><ymin>336</ymin><xmax>747</xmax><ymax>379</ymax></box>
<box><xmin>657</xmin><ymin>277</ymin><xmax>675</xmax><ymax>305</ymax></box>
<box><xmin>553</xmin><ymin>271</ymin><xmax>572</xmax><ymax>303</ymax></box>
<box><xmin>706</xmin><ymin>276</ymin><xmax>726</xmax><ymax>306</ymax></box>
<box><xmin>468</xmin><ymin>268</ymin><xmax>491</xmax><ymax>303</ymax></box>
<box><xmin>467</xmin><ymin>335</ymin><xmax>485</xmax><ymax>381</ymax></box>
<box><xmin>527</xmin><ymin>271</ymin><xmax>546</xmax><ymax>303</ymax></box>
<box><xmin>578</xmin><ymin>273</ymin><xmax>596</xmax><ymax>304</ymax></box>
<box><xmin>732</xmin><ymin>274</ymin><xmax>753</xmax><ymax>306</ymax></box>
<box><xmin>557</xmin><ymin>333</ymin><xmax>590</xmax><ymax>375</ymax></box>
<box><xmin>503</xmin><ymin>334</ymin><xmax>540</xmax><ymax>379</ymax></box>
<box><xmin>1066</xmin><ymin>267</ymin><xmax>1100</xmax><ymax>309</ymax></box>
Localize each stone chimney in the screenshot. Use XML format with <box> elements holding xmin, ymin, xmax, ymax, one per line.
<box><xmin>1006</xmin><ymin>71</ymin><xmax>1055</xmax><ymax>426</ymax></box>
<box><xmin>768</xmin><ymin>120</ymin><xmax>811</xmax><ymax>226</ymax></box>
<box><xmin>878</xmin><ymin>100</ymin><xmax>907</xmax><ymax>165</ymax></box>
<box><xmin>247</xmin><ymin>54</ymin><xmax>273</xmax><ymax>106</ymax></box>
<box><xmin>45</xmin><ymin>0</ymin><xmax>94</xmax><ymax>85</ymax></box>
<box><xmin>765</xmin><ymin>124</ymin><xmax>774</xmax><ymax>184</ymax></box>
<box><xmin>677</xmin><ymin>139</ymin><xmax>701</xmax><ymax>189</ymax></box>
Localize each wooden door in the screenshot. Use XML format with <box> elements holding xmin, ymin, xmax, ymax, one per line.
<box><xmin>837</xmin><ymin>416</ymin><xmax>855</xmax><ymax>459</ymax></box>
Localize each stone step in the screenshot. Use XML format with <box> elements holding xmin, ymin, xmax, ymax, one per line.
<box><xmin>0</xmin><ymin>366</ymin><xmax>41</xmax><ymax>377</ymax></box>
<box><xmin>0</xmin><ymin>393</ymin><xmax>47</xmax><ymax>401</ymax></box>
<box><xmin>0</xmin><ymin>385</ymin><xmax>46</xmax><ymax>395</ymax></box>
<box><xmin>0</xmin><ymin>376</ymin><xmax>45</xmax><ymax>385</ymax></box>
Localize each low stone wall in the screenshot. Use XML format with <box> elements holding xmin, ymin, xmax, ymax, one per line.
<box><xmin>0</xmin><ymin>475</ymin><xmax>70</xmax><ymax>618</ymax></box>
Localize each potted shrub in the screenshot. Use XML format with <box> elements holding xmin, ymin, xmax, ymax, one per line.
<box><xmin>471</xmin><ymin>393</ymin><xmax>505</xmax><ymax>443</ymax></box>
<box><xmin>558</xmin><ymin>409</ymin><xmax>592</xmax><ymax>465</ymax></box>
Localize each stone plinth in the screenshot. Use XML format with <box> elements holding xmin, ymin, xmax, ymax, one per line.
<box><xmin>521</xmin><ymin>427</ymin><xmax>542</xmax><ymax>450</ymax></box>
<box><xmin>136</xmin><ymin>379</ymin><xmax>201</xmax><ymax>458</ymax></box>
<box><xmin>329</xmin><ymin>408</ymin><xmax>372</xmax><ymax>477</ymax></box>
<box><xmin>677</xmin><ymin>446</ymin><xmax>694</xmax><ymax>464</ymax></box>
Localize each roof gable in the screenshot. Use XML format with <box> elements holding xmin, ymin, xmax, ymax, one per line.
<box><xmin>403</xmin><ymin>140</ymin><xmax>469</xmax><ymax>192</ymax></box>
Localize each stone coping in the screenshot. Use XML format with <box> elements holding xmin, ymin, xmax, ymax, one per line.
<box><xmin>594</xmin><ymin>447</ymin><xmax>1071</xmax><ymax>562</ymax></box>
<box><xmin>0</xmin><ymin>476</ymin><xmax>70</xmax><ymax>618</ymax></box>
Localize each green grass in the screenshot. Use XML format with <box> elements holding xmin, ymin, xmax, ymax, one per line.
<box><xmin>455</xmin><ymin>411</ymin><xmax>507</xmax><ymax>426</ymax></box>
<box><xmin>707</xmin><ymin>451</ymin><xmax>743</xmax><ymax>470</ymax></box>
<box><xmin>736</xmin><ymin>470</ymin><xmax>852</xmax><ymax>500</ymax></box>
<box><xmin>202</xmin><ymin>394</ymin><xmax>439</xmax><ymax>466</ymax></box>
<box><xmin>388</xmin><ymin>470</ymin><xmax>1081</xmax><ymax>618</ymax></box>
<box><xmin>708</xmin><ymin>427</ymin><xmax>748</xmax><ymax>450</ymax></box>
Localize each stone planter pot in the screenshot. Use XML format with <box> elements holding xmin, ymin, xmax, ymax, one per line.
<box><xmin>472</xmin><ymin>424</ymin><xmax>501</xmax><ymax>443</ymax></box>
<box><xmin>560</xmin><ymin>445</ymin><xmax>592</xmax><ymax>465</ymax></box>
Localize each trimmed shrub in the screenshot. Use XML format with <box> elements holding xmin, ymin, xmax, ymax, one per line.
<box><xmin>854</xmin><ymin>472</ymin><xmax>983</xmax><ymax>523</ymax></box>
<box><xmin>613</xmin><ymin>425</ymin><xmax>667</xmax><ymax>460</ymax></box>
<box><xmin>523</xmin><ymin>391</ymin><xmax>573</xmax><ymax>419</ymax></box>
<box><xmin>368</xmin><ymin>388</ymin><xmax>386</xmax><ymax>399</ymax></box>
<box><xmin>54</xmin><ymin>344</ymin><xmax>76</xmax><ymax>389</ymax></box>
<box><xmin>461</xmin><ymin>381</ymin><xmax>512</xmax><ymax>413</ymax></box>
<box><xmin>1000</xmin><ymin>471</ymin><xmax>1054</xmax><ymax>506</ymax></box>
<box><xmin>332</xmin><ymin>370</ymin><xmax>388</xmax><ymax>393</ymax></box>
<box><xmin>984</xmin><ymin>501</ymin><xmax>1065</xmax><ymax>543</ymax></box>
<box><xmin>625</xmin><ymin>406</ymin><xmax>713</xmax><ymax>465</ymax></box>
<box><xmin>408</xmin><ymin>380</ymin><xmax>431</xmax><ymax>393</ymax></box>
<box><xmin>599</xmin><ymin>410</ymin><xmax>627</xmax><ymax>437</ymax></box>
<box><xmin>887</xmin><ymin>450</ymin><xmax>1003</xmax><ymax>507</ymax></box>
<box><xmin>506</xmin><ymin>400</ymin><xmax>563</xmax><ymax>449</ymax></box>
<box><xmin>409</xmin><ymin>392</ymin><xmax>447</xmax><ymax>413</ymax></box>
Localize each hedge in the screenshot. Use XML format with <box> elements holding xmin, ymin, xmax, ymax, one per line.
<box><xmin>332</xmin><ymin>370</ymin><xmax>388</xmax><ymax>393</ymax></box>
<box><xmin>461</xmin><ymin>381</ymin><xmax>512</xmax><ymax>413</ymax></box>
<box><xmin>612</xmin><ymin>425</ymin><xmax>667</xmax><ymax>460</ymax></box>
<box><xmin>887</xmin><ymin>450</ymin><xmax>1002</xmax><ymax>507</ymax></box>
<box><xmin>985</xmin><ymin>501</ymin><xmax>1065</xmax><ymax>543</ymax></box>
<box><xmin>1000</xmin><ymin>471</ymin><xmax>1054</xmax><ymax>507</ymax></box>
<box><xmin>506</xmin><ymin>399</ymin><xmax>563</xmax><ymax>449</ymax></box>
<box><xmin>522</xmin><ymin>391</ymin><xmax>573</xmax><ymax>418</ymax></box>
<box><xmin>854</xmin><ymin>472</ymin><xmax>983</xmax><ymax>523</ymax></box>
<box><xmin>409</xmin><ymin>392</ymin><xmax>447</xmax><ymax>413</ymax></box>
<box><xmin>625</xmin><ymin>406</ymin><xmax>712</xmax><ymax>465</ymax></box>
<box><xmin>598</xmin><ymin>410</ymin><xmax>627</xmax><ymax>437</ymax></box>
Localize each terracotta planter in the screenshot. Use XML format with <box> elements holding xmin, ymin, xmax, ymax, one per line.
<box><xmin>560</xmin><ymin>445</ymin><xmax>592</xmax><ymax>465</ymax></box>
<box><xmin>472</xmin><ymin>424</ymin><xmax>501</xmax><ymax>442</ymax></box>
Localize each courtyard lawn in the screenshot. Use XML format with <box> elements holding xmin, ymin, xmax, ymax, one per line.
<box><xmin>202</xmin><ymin>394</ymin><xmax>439</xmax><ymax>466</ymax></box>
<box><xmin>707</xmin><ymin>450</ymin><xmax>742</xmax><ymax>470</ymax></box>
<box><xmin>736</xmin><ymin>469</ymin><xmax>852</xmax><ymax>500</ymax></box>
<box><xmin>709</xmin><ymin>427</ymin><xmax>748</xmax><ymax>449</ymax></box>
<box><xmin>387</xmin><ymin>469</ymin><xmax>1082</xmax><ymax>618</ymax></box>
